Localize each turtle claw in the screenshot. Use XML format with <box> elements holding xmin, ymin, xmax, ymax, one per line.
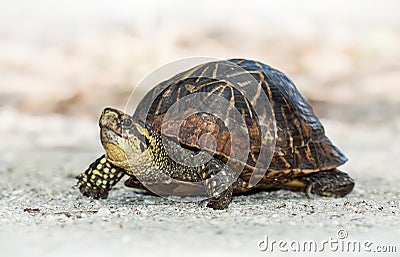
<box><xmin>77</xmin><ymin>178</ymin><xmax>109</xmax><ymax>199</ymax></box>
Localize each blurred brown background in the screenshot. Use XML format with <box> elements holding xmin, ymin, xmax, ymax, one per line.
<box><xmin>1</xmin><ymin>0</ymin><xmax>399</xmax><ymax>178</ymax></box>
<box><xmin>1</xmin><ymin>2</ymin><xmax>400</xmax><ymax>255</ymax></box>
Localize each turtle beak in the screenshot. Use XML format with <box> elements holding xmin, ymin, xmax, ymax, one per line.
<box><xmin>99</xmin><ymin>107</ymin><xmax>124</xmax><ymax>135</ymax></box>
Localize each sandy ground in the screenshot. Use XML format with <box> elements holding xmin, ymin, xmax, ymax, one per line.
<box><xmin>1</xmin><ymin>0</ymin><xmax>400</xmax><ymax>256</ymax></box>
<box><xmin>0</xmin><ymin>109</ymin><xmax>399</xmax><ymax>257</ymax></box>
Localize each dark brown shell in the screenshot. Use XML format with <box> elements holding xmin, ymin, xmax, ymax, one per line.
<box><xmin>134</xmin><ymin>59</ymin><xmax>347</xmax><ymax>181</ymax></box>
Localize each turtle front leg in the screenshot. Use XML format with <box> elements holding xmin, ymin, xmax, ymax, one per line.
<box><xmin>301</xmin><ymin>169</ymin><xmax>355</xmax><ymax>198</ymax></box>
<box><xmin>76</xmin><ymin>155</ymin><xmax>125</xmax><ymax>199</ymax></box>
<box><xmin>199</xmin><ymin>159</ymin><xmax>238</xmax><ymax>210</ymax></box>
<box><xmin>206</xmin><ymin>186</ymin><xmax>233</xmax><ymax>210</ymax></box>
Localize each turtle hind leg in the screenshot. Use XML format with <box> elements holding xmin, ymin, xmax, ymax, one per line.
<box><xmin>76</xmin><ymin>155</ymin><xmax>125</xmax><ymax>199</ymax></box>
<box><xmin>301</xmin><ymin>169</ymin><xmax>355</xmax><ymax>198</ymax></box>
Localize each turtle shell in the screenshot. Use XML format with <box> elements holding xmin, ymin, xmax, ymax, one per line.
<box><xmin>134</xmin><ymin>59</ymin><xmax>347</xmax><ymax>183</ymax></box>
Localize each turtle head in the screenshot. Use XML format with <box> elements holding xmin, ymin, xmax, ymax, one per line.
<box><xmin>99</xmin><ymin>107</ymin><xmax>150</xmax><ymax>169</ymax></box>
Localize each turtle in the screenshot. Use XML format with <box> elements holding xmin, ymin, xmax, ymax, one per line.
<box><xmin>76</xmin><ymin>59</ymin><xmax>354</xmax><ymax>209</ymax></box>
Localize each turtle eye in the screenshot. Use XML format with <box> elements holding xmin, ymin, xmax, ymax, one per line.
<box><xmin>121</xmin><ymin>118</ymin><xmax>133</xmax><ymax>129</ymax></box>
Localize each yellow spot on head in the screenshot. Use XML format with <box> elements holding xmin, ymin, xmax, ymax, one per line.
<box><xmin>100</xmin><ymin>158</ymin><xmax>107</xmax><ymax>164</ymax></box>
<box><xmin>96</xmin><ymin>164</ymin><xmax>102</xmax><ymax>170</ymax></box>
